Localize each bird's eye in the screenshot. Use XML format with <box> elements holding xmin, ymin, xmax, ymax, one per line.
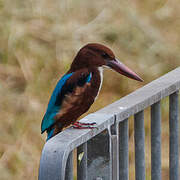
<box><xmin>102</xmin><ymin>52</ymin><xmax>109</xmax><ymax>59</ymax></box>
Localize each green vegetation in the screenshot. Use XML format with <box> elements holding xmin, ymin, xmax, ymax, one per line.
<box><xmin>0</xmin><ymin>0</ymin><xmax>179</xmax><ymax>179</ymax></box>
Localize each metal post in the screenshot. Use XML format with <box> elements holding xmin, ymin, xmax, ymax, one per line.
<box><xmin>119</xmin><ymin>119</ymin><xmax>129</xmax><ymax>180</ymax></box>
<box><xmin>111</xmin><ymin>134</ymin><xmax>118</xmax><ymax>180</ymax></box>
<box><xmin>65</xmin><ymin>151</ymin><xmax>73</xmax><ymax>180</ymax></box>
<box><xmin>169</xmin><ymin>91</ymin><xmax>179</xmax><ymax>180</ymax></box>
<box><xmin>151</xmin><ymin>101</ymin><xmax>161</xmax><ymax>180</ymax></box>
<box><xmin>77</xmin><ymin>143</ymin><xmax>88</xmax><ymax>180</ymax></box>
<box><xmin>134</xmin><ymin>111</ymin><xmax>146</xmax><ymax>180</ymax></box>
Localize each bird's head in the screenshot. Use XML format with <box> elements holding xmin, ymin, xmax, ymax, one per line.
<box><xmin>70</xmin><ymin>43</ymin><xmax>143</xmax><ymax>82</ymax></box>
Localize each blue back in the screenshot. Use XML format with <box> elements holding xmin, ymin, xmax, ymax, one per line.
<box><xmin>41</xmin><ymin>73</ymin><xmax>73</xmax><ymax>133</ymax></box>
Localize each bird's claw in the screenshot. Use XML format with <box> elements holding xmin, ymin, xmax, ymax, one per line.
<box><xmin>74</xmin><ymin>121</ymin><xmax>97</xmax><ymax>126</ymax></box>
<box><xmin>72</xmin><ymin>126</ymin><xmax>96</xmax><ymax>129</ymax></box>
<box><xmin>72</xmin><ymin>121</ymin><xmax>98</xmax><ymax>130</ymax></box>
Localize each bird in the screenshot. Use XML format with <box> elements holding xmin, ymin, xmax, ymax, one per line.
<box><xmin>41</xmin><ymin>43</ymin><xmax>143</xmax><ymax>140</ymax></box>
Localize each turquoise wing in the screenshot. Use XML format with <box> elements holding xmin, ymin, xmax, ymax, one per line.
<box><xmin>41</xmin><ymin>73</ymin><xmax>73</xmax><ymax>133</ymax></box>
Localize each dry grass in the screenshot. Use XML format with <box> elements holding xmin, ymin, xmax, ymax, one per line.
<box><xmin>0</xmin><ymin>0</ymin><xmax>180</xmax><ymax>179</ymax></box>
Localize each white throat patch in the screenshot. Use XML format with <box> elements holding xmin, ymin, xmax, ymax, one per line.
<box><xmin>95</xmin><ymin>67</ymin><xmax>103</xmax><ymax>100</ymax></box>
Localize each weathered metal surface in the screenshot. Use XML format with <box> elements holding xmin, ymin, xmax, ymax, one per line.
<box><xmin>151</xmin><ymin>101</ymin><xmax>161</xmax><ymax>180</ymax></box>
<box><xmin>134</xmin><ymin>111</ymin><xmax>145</xmax><ymax>180</ymax></box>
<box><xmin>86</xmin><ymin>129</ymin><xmax>111</xmax><ymax>180</ymax></box>
<box><xmin>169</xmin><ymin>91</ymin><xmax>179</xmax><ymax>180</ymax></box>
<box><xmin>77</xmin><ymin>133</ymin><xmax>116</xmax><ymax>180</ymax></box>
<box><xmin>110</xmin><ymin>134</ymin><xmax>118</xmax><ymax>180</ymax></box>
<box><xmin>119</xmin><ymin>119</ymin><xmax>129</xmax><ymax>180</ymax></box>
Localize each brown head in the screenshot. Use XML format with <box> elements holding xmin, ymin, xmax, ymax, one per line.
<box><xmin>70</xmin><ymin>43</ymin><xmax>143</xmax><ymax>82</ymax></box>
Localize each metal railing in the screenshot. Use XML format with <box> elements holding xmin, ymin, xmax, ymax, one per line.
<box><xmin>39</xmin><ymin>67</ymin><xmax>180</xmax><ymax>180</ymax></box>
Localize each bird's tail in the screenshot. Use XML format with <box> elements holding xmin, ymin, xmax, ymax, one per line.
<box><xmin>46</xmin><ymin>123</ymin><xmax>63</xmax><ymax>141</ymax></box>
<box><xmin>46</xmin><ymin>128</ymin><xmax>55</xmax><ymax>141</ymax></box>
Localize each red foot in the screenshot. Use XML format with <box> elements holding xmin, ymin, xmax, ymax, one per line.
<box><xmin>72</xmin><ymin>121</ymin><xmax>97</xmax><ymax>129</ymax></box>
<box><xmin>74</xmin><ymin>121</ymin><xmax>96</xmax><ymax>126</ymax></box>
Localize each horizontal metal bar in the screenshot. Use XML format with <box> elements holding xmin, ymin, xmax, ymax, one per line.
<box><xmin>98</xmin><ymin>67</ymin><xmax>180</xmax><ymax>123</ymax></box>
<box><xmin>169</xmin><ymin>91</ymin><xmax>179</xmax><ymax>180</ymax></box>
<box><xmin>119</xmin><ymin>119</ymin><xmax>129</xmax><ymax>180</ymax></box>
<box><xmin>151</xmin><ymin>101</ymin><xmax>161</xmax><ymax>180</ymax></box>
<box><xmin>134</xmin><ymin>111</ymin><xmax>145</xmax><ymax>180</ymax></box>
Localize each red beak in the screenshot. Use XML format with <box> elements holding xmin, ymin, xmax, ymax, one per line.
<box><xmin>107</xmin><ymin>59</ymin><xmax>143</xmax><ymax>82</ymax></box>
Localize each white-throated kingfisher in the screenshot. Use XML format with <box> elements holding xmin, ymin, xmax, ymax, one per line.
<box><xmin>41</xmin><ymin>43</ymin><xmax>143</xmax><ymax>140</ymax></box>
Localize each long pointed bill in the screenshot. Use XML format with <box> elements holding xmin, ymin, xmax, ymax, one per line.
<box><xmin>107</xmin><ymin>59</ymin><xmax>143</xmax><ymax>82</ymax></box>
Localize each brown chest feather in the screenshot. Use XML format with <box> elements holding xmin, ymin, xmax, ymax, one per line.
<box><xmin>54</xmin><ymin>68</ymin><xmax>101</xmax><ymax>128</ymax></box>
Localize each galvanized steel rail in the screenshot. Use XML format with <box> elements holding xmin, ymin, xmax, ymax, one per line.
<box><xmin>39</xmin><ymin>67</ymin><xmax>180</xmax><ymax>180</ymax></box>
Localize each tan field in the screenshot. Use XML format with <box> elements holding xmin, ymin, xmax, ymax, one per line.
<box><xmin>0</xmin><ymin>0</ymin><xmax>180</xmax><ymax>179</ymax></box>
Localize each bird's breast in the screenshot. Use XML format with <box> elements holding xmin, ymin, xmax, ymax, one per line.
<box><xmin>54</xmin><ymin>68</ymin><xmax>102</xmax><ymax>126</ymax></box>
<box><xmin>87</xmin><ymin>67</ymin><xmax>103</xmax><ymax>101</ymax></box>
<box><xmin>94</xmin><ymin>67</ymin><xmax>103</xmax><ymax>100</ymax></box>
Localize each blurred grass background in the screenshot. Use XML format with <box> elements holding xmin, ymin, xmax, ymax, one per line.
<box><xmin>0</xmin><ymin>0</ymin><xmax>180</xmax><ymax>179</ymax></box>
